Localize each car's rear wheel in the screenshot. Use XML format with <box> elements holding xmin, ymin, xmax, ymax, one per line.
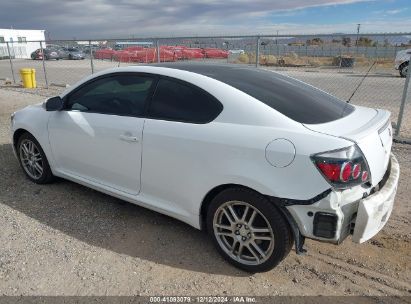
<box><xmin>207</xmin><ymin>188</ymin><xmax>292</xmax><ymax>273</ymax></box>
<box><xmin>17</xmin><ymin>132</ymin><xmax>55</xmax><ymax>184</ymax></box>
<box><xmin>399</xmin><ymin>62</ymin><xmax>409</xmax><ymax>78</ymax></box>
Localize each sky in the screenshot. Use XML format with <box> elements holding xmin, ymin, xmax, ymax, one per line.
<box><xmin>0</xmin><ymin>0</ymin><xmax>410</xmax><ymax>39</ymax></box>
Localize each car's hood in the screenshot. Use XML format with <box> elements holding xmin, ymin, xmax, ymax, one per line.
<box><xmin>28</xmin><ymin>102</ymin><xmax>44</xmax><ymax>109</ymax></box>
<box><xmin>304</xmin><ymin>105</ymin><xmax>393</xmax><ymax>186</ymax></box>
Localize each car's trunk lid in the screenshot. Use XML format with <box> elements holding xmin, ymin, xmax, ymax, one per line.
<box><xmin>304</xmin><ymin>106</ymin><xmax>393</xmax><ymax>186</ymax></box>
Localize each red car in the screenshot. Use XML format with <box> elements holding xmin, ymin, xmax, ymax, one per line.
<box><xmin>93</xmin><ymin>49</ymin><xmax>116</xmax><ymax>60</ymax></box>
<box><xmin>204</xmin><ymin>48</ymin><xmax>229</xmax><ymax>59</ymax></box>
<box><xmin>182</xmin><ymin>48</ymin><xmax>205</xmax><ymax>59</ymax></box>
<box><xmin>113</xmin><ymin>48</ymin><xmax>176</xmax><ymax>63</ymax></box>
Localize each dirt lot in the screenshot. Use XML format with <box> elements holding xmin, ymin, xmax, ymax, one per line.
<box><xmin>0</xmin><ymin>88</ymin><xmax>410</xmax><ymax>296</ymax></box>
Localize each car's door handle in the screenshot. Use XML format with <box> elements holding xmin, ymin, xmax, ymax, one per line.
<box><xmin>119</xmin><ymin>135</ymin><xmax>139</xmax><ymax>142</ymax></box>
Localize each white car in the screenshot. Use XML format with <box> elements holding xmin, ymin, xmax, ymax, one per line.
<box><xmin>228</xmin><ymin>49</ymin><xmax>245</xmax><ymax>55</ymax></box>
<box><xmin>394</xmin><ymin>49</ymin><xmax>411</xmax><ymax>77</ymax></box>
<box><xmin>11</xmin><ymin>64</ymin><xmax>399</xmax><ymax>272</ymax></box>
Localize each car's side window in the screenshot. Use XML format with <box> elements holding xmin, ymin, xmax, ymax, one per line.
<box><xmin>66</xmin><ymin>74</ymin><xmax>155</xmax><ymax>117</ymax></box>
<box><xmin>148</xmin><ymin>78</ymin><xmax>223</xmax><ymax>123</ymax></box>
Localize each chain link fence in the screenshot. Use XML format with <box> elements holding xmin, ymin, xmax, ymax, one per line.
<box><xmin>0</xmin><ymin>33</ymin><xmax>410</xmax><ymax>140</ymax></box>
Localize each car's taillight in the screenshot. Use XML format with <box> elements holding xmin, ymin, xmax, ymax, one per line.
<box><xmin>311</xmin><ymin>145</ymin><xmax>370</xmax><ymax>189</ymax></box>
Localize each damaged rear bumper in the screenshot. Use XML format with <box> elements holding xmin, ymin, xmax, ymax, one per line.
<box><xmin>283</xmin><ymin>154</ymin><xmax>399</xmax><ymax>246</ymax></box>
<box><xmin>352</xmin><ymin>154</ymin><xmax>399</xmax><ymax>243</ymax></box>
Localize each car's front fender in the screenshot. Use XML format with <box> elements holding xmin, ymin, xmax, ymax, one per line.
<box><xmin>12</xmin><ymin>104</ymin><xmax>55</xmax><ymax>170</ymax></box>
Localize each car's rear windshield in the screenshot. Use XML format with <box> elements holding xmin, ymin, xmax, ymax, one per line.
<box><xmin>157</xmin><ymin>64</ymin><xmax>355</xmax><ymax>124</ymax></box>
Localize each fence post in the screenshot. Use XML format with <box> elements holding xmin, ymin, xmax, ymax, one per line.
<box><xmin>89</xmin><ymin>40</ymin><xmax>94</xmax><ymax>74</ymax></box>
<box><xmin>156</xmin><ymin>40</ymin><xmax>160</xmax><ymax>63</ymax></box>
<box><xmin>255</xmin><ymin>36</ymin><xmax>260</xmax><ymax>68</ymax></box>
<box><xmin>39</xmin><ymin>41</ymin><xmax>49</xmax><ymax>89</ymax></box>
<box><xmin>276</xmin><ymin>33</ymin><xmax>280</xmax><ymax>57</ymax></box>
<box><xmin>6</xmin><ymin>42</ymin><xmax>16</xmax><ymax>84</ymax></box>
<box><xmin>396</xmin><ymin>57</ymin><xmax>411</xmax><ymax>137</ymax></box>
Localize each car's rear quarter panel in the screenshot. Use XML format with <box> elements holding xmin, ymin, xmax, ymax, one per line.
<box><xmin>139</xmin><ymin>118</ymin><xmax>353</xmax><ymax>220</ymax></box>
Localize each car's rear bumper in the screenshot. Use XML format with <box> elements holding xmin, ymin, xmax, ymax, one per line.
<box><xmin>352</xmin><ymin>153</ymin><xmax>399</xmax><ymax>243</ymax></box>
<box><xmin>285</xmin><ymin>154</ymin><xmax>399</xmax><ymax>244</ymax></box>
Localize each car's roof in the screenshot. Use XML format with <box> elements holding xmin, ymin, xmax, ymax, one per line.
<box><xmin>155</xmin><ymin>62</ymin><xmax>287</xmax><ymax>85</ymax></box>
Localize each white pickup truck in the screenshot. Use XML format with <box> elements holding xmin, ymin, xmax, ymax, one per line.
<box><xmin>395</xmin><ymin>49</ymin><xmax>411</xmax><ymax>77</ymax></box>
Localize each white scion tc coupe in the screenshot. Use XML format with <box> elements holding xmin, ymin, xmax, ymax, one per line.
<box><xmin>11</xmin><ymin>64</ymin><xmax>400</xmax><ymax>272</ymax></box>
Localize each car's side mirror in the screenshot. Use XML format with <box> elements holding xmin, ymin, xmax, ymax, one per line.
<box><xmin>45</xmin><ymin>96</ymin><xmax>64</xmax><ymax>111</ymax></box>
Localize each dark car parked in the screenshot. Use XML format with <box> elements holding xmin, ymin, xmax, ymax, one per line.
<box><xmin>83</xmin><ymin>45</ymin><xmax>99</xmax><ymax>54</ymax></box>
<box><xmin>30</xmin><ymin>48</ymin><xmax>60</xmax><ymax>60</ymax></box>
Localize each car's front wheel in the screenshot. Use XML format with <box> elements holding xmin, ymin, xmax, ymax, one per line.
<box><xmin>17</xmin><ymin>132</ymin><xmax>55</xmax><ymax>184</ymax></box>
<box><xmin>399</xmin><ymin>62</ymin><xmax>409</xmax><ymax>78</ymax></box>
<box><xmin>207</xmin><ymin>188</ymin><xmax>292</xmax><ymax>273</ymax></box>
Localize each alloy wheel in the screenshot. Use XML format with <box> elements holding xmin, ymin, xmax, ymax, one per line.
<box><xmin>19</xmin><ymin>139</ymin><xmax>43</xmax><ymax>180</ymax></box>
<box><xmin>213</xmin><ymin>201</ymin><xmax>275</xmax><ymax>266</ymax></box>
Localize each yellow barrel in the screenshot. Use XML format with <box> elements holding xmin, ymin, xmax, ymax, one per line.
<box><xmin>31</xmin><ymin>69</ymin><xmax>36</xmax><ymax>88</ymax></box>
<box><xmin>20</xmin><ymin>68</ymin><xmax>37</xmax><ymax>88</ymax></box>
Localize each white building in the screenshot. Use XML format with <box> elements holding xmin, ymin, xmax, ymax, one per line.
<box><xmin>0</xmin><ymin>28</ymin><xmax>46</xmax><ymax>59</ymax></box>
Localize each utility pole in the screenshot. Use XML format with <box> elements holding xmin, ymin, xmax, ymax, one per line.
<box><xmin>356</xmin><ymin>23</ymin><xmax>361</xmax><ymax>54</ymax></box>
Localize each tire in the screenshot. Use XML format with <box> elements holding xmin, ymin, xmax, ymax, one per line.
<box><xmin>207</xmin><ymin>187</ymin><xmax>292</xmax><ymax>273</ymax></box>
<box><xmin>399</xmin><ymin>62</ymin><xmax>409</xmax><ymax>78</ymax></box>
<box><xmin>17</xmin><ymin>132</ymin><xmax>55</xmax><ymax>184</ymax></box>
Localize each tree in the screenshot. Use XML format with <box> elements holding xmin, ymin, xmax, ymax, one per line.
<box><xmin>356</xmin><ymin>37</ymin><xmax>373</xmax><ymax>47</ymax></box>
<box><xmin>306</xmin><ymin>37</ymin><xmax>323</xmax><ymax>46</ymax></box>
<box><xmin>342</xmin><ymin>37</ymin><xmax>351</xmax><ymax>47</ymax></box>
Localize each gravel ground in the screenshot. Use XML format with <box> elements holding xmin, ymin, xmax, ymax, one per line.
<box><xmin>0</xmin><ymin>88</ymin><xmax>410</xmax><ymax>296</ymax></box>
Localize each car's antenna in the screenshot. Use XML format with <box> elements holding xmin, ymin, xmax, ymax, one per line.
<box><xmin>347</xmin><ymin>61</ymin><xmax>376</xmax><ymax>103</ymax></box>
